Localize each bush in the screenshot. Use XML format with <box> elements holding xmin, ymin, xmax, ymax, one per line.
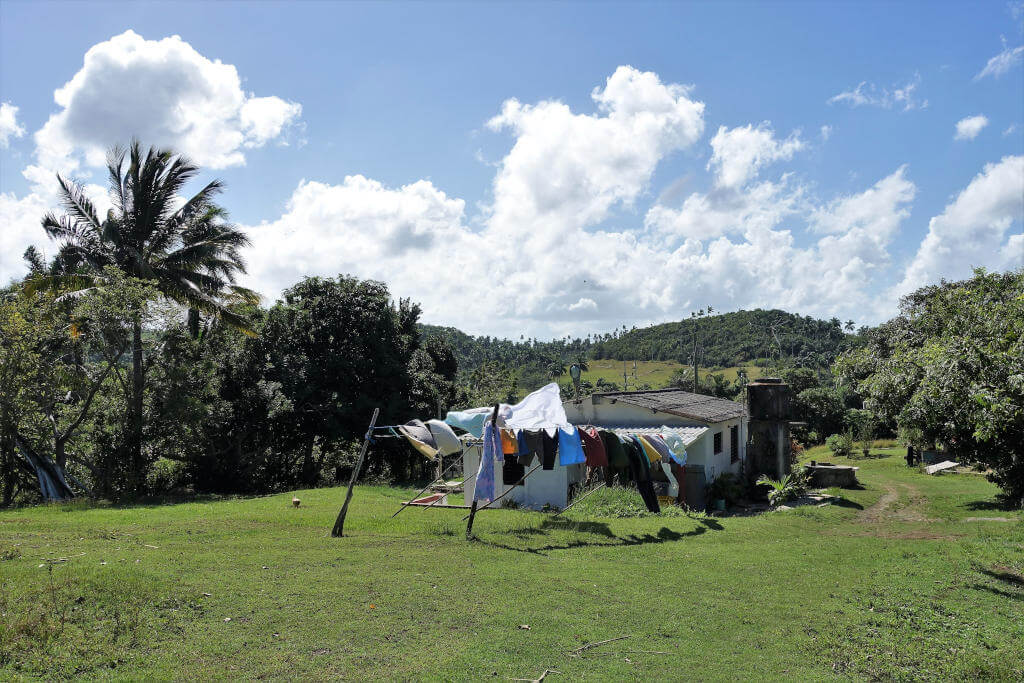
<box><xmin>756</xmin><ymin>468</ymin><xmax>809</xmax><ymax>508</ymax></box>
<box><xmin>146</xmin><ymin>458</ymin><xmax>187</xmax><ymax>494</ymax></box>
<box><xmin>825</xmin><ymin>432</ymin><xmax>854</xmax><ymax>458</ymax></box>
<box><xmin>708</xmin><ymin>472</ymin><xmax>744</xmax><ymax>505</ymax></box>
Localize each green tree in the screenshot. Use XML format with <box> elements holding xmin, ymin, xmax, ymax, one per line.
<box><xmin>835</xmin><ymin>268</ymin><xmax>1024</xmax><ymax>506</ymax></box>
<box><xmin>29</xmin><ymin>141</ymin><xmax>256</xmax><ymax>494</ymax></box>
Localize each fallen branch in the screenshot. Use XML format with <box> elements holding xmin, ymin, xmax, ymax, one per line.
<box><xmin>569</xmin><ymin>634</ymin><xmax>630</xmax><ymax>656</ymax></box>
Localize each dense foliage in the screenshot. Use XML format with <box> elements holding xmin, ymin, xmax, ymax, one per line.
<box><xmin>423</xmin><ymin>308</ymin><xmax>864</xmax><ymax>396</ymax></box>
<box><xmin>835</xmin><ymin>269</ymin><xmax>1024</xmax><ymax>506</ymax></box>
<box><xmin>590</xmin><ymin>309</ymin><xmax>863</xmax><ymax>367</ymax></box>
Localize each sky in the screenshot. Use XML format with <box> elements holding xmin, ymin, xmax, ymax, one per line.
<box><xmin>1</xmin><ymin>1</ymin><xmax>1022</xmax><ymax>339</ymax></box>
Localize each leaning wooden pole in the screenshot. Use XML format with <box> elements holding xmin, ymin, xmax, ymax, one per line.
<box><xmin>553</xmin><ymin>482</ymin><xmax>606</xmax><ymax>517</ymax></box>
<box><xmin>465</xmin><ymin>404</ymin><xmax>499</xmax><ymax>539</ymax></box>
<box><xmin>331</xmin><ymin>407</ymin><xmax>380</xmax><ymax>537</ymax></box>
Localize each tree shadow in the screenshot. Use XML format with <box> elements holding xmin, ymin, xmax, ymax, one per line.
<box><xmin>963</xmin><ymin>499</ymin><xmax>1019</xmax><ymax>512</ymax></box>
<box><xmin>979</xmin><ymin>567</ymin><xmax>1024</xmax><ymax>587</ymax></box>
<box><xmin>831</xmin><ymin>497</ymin><xmax>865</xmax><ymax>510</ymax></box>
<box><xmin>969</xmin><ymin>583</ymin><xmax>1024</xmax><ymax>601</ymax></box>
<box><xmin>472</xmin><ymin>522</ymin><xmax>715</xmax><ymax>555</ymax></box>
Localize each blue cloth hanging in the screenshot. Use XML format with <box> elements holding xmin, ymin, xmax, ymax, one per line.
<box><xmin>474</xmin><ymin>421</ymin><xmax>503</xmax><ymax>503</ymax></box>
<box><xmin>557</xmin><ymin>426</ymin><xmax>586</xmax><ymax>465</ymax></box>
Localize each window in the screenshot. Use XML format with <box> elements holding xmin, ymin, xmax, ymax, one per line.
<box><xmin>713</xmin><ymin>431</ymin><xmax>722</xmax><ymax>454</ymax></box>
<box><xmin>730</xmin><ymin>426</ymin><xmax>739</xmax><ymax>463</ymax></box>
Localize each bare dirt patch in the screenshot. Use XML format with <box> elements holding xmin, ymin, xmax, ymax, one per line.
<box><xmin>861</xmin><ymin>484</ymin><xmax>899</xmax><ymax>522</ymax></box>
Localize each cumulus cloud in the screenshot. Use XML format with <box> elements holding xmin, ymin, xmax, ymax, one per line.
<box><xmin>707</xmin><ymin>123</ymin><xmax>803</xmax><ymax>188</ymax></box>
<box><xmin>33</xmin><ymin>30</ymin><xmax>301</xmax><ymax>174</ymax></box>
<box><xmin>809</xmin><ymin>166</ymin><xmax>915</xmax><ymax>236</ymax></box>
<box><xmin>244</xmin><ymin>66</ymin><xmax>708</xmax><ymax>333</ymax></box>
<box><xmin>0</xmin><ymin>31</ymin><xmax>301</xmax><ymax>283</ymax></box>
<box><xmin>828</xmin><ymin>73</ymin><xmax>927</xmax><ymax>111</ymax></box>
<box><xmin>0</xmin><ymin>102</ymin><xmax>26</xmax><ymax>148</ymax></box>
<box><xmin>242</xmin><ymin>80</ymin><xmax>921</xmax><ymax>337</ymax></box>
<box><xmin>954</xmin><ymin>114</ymin><xmax>989</xmax><ymax>140</ymax></box>
<box><xmin>975</xmin><ymin>37</ymin><xmax>1024</xmax><ymax>80</ymax></box>
<box><xmin>895</xmin><ymin>155</ymin><xmax>1024</xmax><ymax>296</ymax></box>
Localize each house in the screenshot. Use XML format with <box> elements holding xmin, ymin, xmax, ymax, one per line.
<box><xmin>457</xmin><ymin>385</ymin><xmax>752</xmax><ymax>512</ymax></box>
<box><xmin>563</xmin><ymin>389</ymin><xmax>749</xmax><ymax>508</ymax></box>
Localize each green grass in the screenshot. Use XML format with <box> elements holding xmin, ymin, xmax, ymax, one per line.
<box><xmin>2</xmin><ymin>451</ymin><xmax>1022</xmax><ymax>680</ymax></box>
<box><xmin>581</xmin><ymin>360</ymin><xmax>763</xmax><ymax>389</ymax></box>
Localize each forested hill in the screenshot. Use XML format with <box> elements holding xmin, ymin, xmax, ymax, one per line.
<box><xmin>591</xmin><ymin>309</ymin><xmax>860</xmax><ymax>367</ymax></box>
<box><xmin>420</xmin><ymin>308</ymin><xmax>863</xmax><ymax>375</ymax></box>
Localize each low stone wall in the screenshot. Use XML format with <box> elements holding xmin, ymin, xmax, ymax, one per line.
<box><xmin>805</xmin><ymin>463</ymin><xmax>859</xmax><ymax>488</ymax></box>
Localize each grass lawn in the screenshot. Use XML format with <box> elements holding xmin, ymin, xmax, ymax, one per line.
<box><xmin>2</xmin><ymin>448</ymin><xmax>1022</xmax><ymax>680</ymax></box>
<box><xmin>581</xmin><ymin>360</ymin><xmax>763</xmax><ymax>389</ymax></box>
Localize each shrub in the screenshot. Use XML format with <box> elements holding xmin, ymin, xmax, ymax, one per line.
<box><xmin>756</xmin><ymin>468</ymin><xmax>809</xmax><ymax>508</ymax></box>
<box><xmin>708</xmin><ymin>472</ymin><xmax>744</xmax><ymax>505</ymax></box>
<box><xmin>825</xmin><ymin>432</ymin><xmax>854</xmax><ymax>458</ymax></box>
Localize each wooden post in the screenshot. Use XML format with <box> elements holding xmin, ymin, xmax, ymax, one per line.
<box><xmin>331</xmin><ymin>407</ymin><xmax>380</xmax><ymax>537</ymax></box>
<box><xmin>465</xmin><ymin>404</ymin><xmax>499</xmax><ymax>540</ymax></box>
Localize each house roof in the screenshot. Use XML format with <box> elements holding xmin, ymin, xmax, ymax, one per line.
<box><xmin>608</xmin><ymin>425</ymin><xmax>709</xmax><ymax>447</ymax></box>
<box><xmin>590</xmin><ymin>389</ymin><xmax>747</xmax><ymax>424</ymax></box>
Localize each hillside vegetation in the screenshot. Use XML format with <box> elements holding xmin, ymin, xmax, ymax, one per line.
<box><xmin>421</xmin><ymin>308</ymin><xmax>861</xmax><ymax>396</ymax></box>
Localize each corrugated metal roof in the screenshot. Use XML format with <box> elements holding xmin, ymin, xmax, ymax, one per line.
<box><xmin>606</xmin><ymin>425</ymin><xmax>709</xmax><ymax>447</ymax></box>
<box><xmin>593</xmin><ymin>389</ymin><xmax>747</xmax><ymax>424</ymax></box>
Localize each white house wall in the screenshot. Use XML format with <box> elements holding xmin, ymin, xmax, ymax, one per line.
<box><xmin>462</xmin><ymin>443</ymin><xmax>585</xmax><ymax>510</ymax></box>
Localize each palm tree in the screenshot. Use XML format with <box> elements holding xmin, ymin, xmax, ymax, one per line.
<box><xmin>31</xmin><ymin>140</ymin><xmax>257</xmax><ymax>494</ymax></box>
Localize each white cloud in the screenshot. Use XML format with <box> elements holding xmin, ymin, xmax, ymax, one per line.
<box><xmin>954</xmin><ymin>114</ymin><xmax>989</xmax><ymax>140</ymax></box>
<box><xmin>33</xmin><ymin>30</ymin><xmax>301</xmax><ymax>174</ymax></box>
<box><xmin>820</xmin><ymin>125</ymin><xmax>832</xmax><ymax>141</ymax></box>
<box><xmin>895</xmin><ymin>155</ymin><xmax>1024</xmax><ymax>296</ymax></box>
<box><xmin>485</xmin><ymin>66</ymin><xmax>704</xmax><ymax>235</ymax></box>
<box><xmin>809</xmin><ymin>166</ymin><xmax>915</xmax><ymax>236</ymax></box>
<box><xmin>240</xmin><ymin>60</ymin><xmax>931</xmax><ymax>336</ymax></box>
<box><xmin>0</xmin><ymin>102</ymin><xmax>26</xmax><ymax>148</ymax></box>
<box><xmin>975</xmin><ymin>37</ymin><xmax>1024</xmax><ymax>80</ymax></box>
<box><xmin>568</xmin><ymin>298</ymin><xmax>598</xmax><ymax>312</ymax></box>
<box><xmin>644</xmin><ymin>178</ymin><xmax>802</xmax><ymax>242</ymax></box>
<box><xmin>707</xmin><ymin>123</ymin><xmax>803</xmax><ymax>188</ymax></box>
<box><xmin>0</xmin><ymin>31</ymin><xmax>301</xmax><ymax>283</ymax></box>
<box><xmin>244</xmin><ymin>66</ymin><xmax>708</xmax><ymax>333</ymax></box>
<box><xmin>1004</xmin><ymin>123</ymin><xmax>1019</xmax><ymax>137</ymax></box>
<box><xmin>828</xmin><ymin>73</ymin><xmax>928</xmax><ymax>111</ymax></box>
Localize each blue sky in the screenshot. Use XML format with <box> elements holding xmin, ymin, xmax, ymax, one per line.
<box><xmin>1</xmin><ymin>1</ymin><xmax>1022</xmax><ymax>337</ymax></box>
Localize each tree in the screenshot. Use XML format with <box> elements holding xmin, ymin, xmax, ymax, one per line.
<box><xmin>29</xmin><ymin>141</ymin><xmax>256</xmax><ymax>494</ymax></box>
<box><xmin>1</xmin><ymin>270</ymin><xmax>164</xmax><ymax>501</ymax></box>
<box><xmin>835</xmin><ymin>268</ymin><xmax>1024</xmax><ymax>506</ymax></box>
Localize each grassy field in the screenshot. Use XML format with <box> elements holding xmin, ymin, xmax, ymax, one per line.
<box><xmin>2</xmin><ymin>447</ymin><xmax>1022</xmax><ymax>680</ymax></box>
<box><xmin>581</xmin><ymin>360</ymin><xmax>764</xmax><ymax>389</ymax></box>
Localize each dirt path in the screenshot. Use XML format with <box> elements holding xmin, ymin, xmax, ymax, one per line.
<box><xmin>861</xmin><ymin>483</ymin><xmax>899</xmax><ymax>522</ymax></box>
<box><xmin>861</xmin><ymin>481</ymin><xmax>935</xmax><ymax>523</ymax></box>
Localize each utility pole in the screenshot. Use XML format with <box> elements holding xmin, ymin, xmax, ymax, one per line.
<box><xmin>690</xmin><ymin>306</ymin><xmax>713</xmax><ymax>392</ymax></box>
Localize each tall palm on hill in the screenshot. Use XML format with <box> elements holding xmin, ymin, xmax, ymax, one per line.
<box><xmin>31</xmin><ymin>140</ymin><xmax>258</xmax><ymax>493</ymax></box>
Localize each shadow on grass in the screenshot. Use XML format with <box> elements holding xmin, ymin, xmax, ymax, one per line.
<box><xmin>831</xmin><ymin>498</ymin><xmax>865</xmax><ymax>510</ymax></box>
<box><xmin>962</xmin><ymin>498</ymin><xmax>1020</xmax><ymax>513</ymax></box>
<box><xmin>472</xmin><ymin>517</ymin><xmax>721</xmax><ymax>555</ymax></box>
<box><xmin>979</xmin><ymin>567</ymin><xmax>1024</xmax><ymax>587</ymax></box>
